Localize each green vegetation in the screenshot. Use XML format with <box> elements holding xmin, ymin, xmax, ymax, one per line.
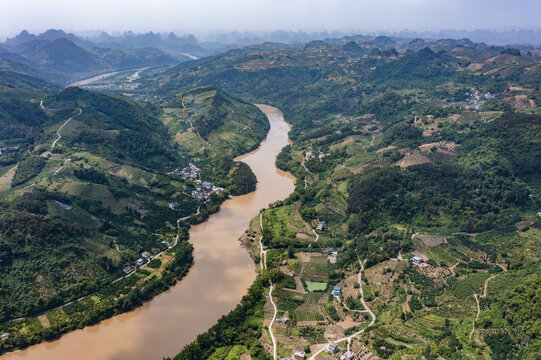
<box><xmin>156</xmin><ymin>36</ymin><xmax>540</xmax><ymax>359</ymax></box>
<box><xmin>3</xmin><ymin>31</ymin><xmax>541</xmax><ymax>359</ymax></box>
<box><xmin>0</xmin><ymin>82</ymin><xmax>269</xmax><ymax>353</ymax></box>
<box><xmin>11</xmin><ymin>156</ymin><xmax>45</xmax><ymax>186</ymax></box>
<box><xmin>305</xmin><ymin>280</ymin><xmax>327</xmax><ymax>292</ymax></box>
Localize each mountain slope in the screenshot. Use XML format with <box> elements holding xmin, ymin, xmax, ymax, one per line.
<box><xmin>12</xmin><ymin>38</ymin><xmax>108</xmax><ymax>75</ymax></box>
<box><xmin>162</xmin><ymin>86</ymin><xmax>269</xmax><ymax>157</ymax></box>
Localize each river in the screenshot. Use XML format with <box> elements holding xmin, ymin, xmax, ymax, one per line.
<box><xmin>3</xmin><ymin>105</ymin><xmax>295</xmax><ymax>360</ymax></box>
<box><xmin>67</xmin><ymin>67</ymin><xmax>151</xmax><ymax>87</ymax></box>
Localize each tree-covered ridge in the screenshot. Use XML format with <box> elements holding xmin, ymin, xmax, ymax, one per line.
<box><xmin>162</xmin><ymin>85</ymin><xmax>269</xmax><ymax>157</ymax></box>
<box><xmin>42</xmin><ymin>87</ymin><xmax>179</xmax><ymax>170</ymax></box>
<box><xmin>157</xmin><ymin>38</ymin><xmax>540</xmax><ymax>359</ymax></box>
<box><xmin>0</xmin><ymin>81</ymin><xmax>271</xmax><ymax>353</ymax></box>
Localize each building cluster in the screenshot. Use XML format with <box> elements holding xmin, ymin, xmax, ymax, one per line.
<box><xmin>465</xmin><ymin>89</ymin><xmax>495</xmax><ymax>110</ymax></box>
<box><xmin>123</xmin><ymin>248</ymin><xmax>162</xmax><ymax>274</ymax></box>
<box><xmin>305</xmin><ymin>151</ymin><xmax>330</xmax><ymax>162</ymax></box>
<box><xmin>168</xmin><ymin>163</ymin><xmax>223</xmax><ymax>202</ymax></box>
<box><xmin>317</xmin><ymin>220</ymin><xmax>326</xmax><ymax>231</ymax></box>
<box><xmin>168</xmin><ymin>163</ymin><xmax>201</xmax><ymax>180</ymax></box>
<box><xmin>191</xmin><ymin>180</ymin><xmax>223</xmax><ymax>201</ymax></box>
<box><xmin>275</xmin><ymin>316</ymin><xmax>289</xmax><ymax>324</ymax></box>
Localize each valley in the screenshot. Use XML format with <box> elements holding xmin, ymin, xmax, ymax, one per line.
<box><xmin>1</xmin><ymin>106</ymin><xmax>294</xmax><ymax>360</ymax></box>
<box><xmin>0</xmin><ymin>26</ymin><xmax>540</xmax><ymax>360</ymax></box>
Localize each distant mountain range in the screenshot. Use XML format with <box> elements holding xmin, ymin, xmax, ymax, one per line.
<box><xmin>1</xmin><ymin>28</ymin><xmax>540</xmax><ymax>92</ymax></box>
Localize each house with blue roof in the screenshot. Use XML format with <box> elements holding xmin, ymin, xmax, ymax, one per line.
<box><xmin>333</xmin><ymin>285</ymin><xmax>341</xmax><ymax>295</ymax></box>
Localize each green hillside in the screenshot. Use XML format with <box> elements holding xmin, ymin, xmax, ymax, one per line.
<box><xmin>162</xmin><ymin>86</ymin><xmax>269</xmax><ymax>157</ymax></box>
<box><xmin>157</xmin><ymin>40</ymin><xmax>541</xmax><ymax>360</ymax></box>
<box><xmin>0</xmin><ymin>83</ymin><xmax>268</xmax><ymax>353</ymax></box>
<box><xmin>161</xmin><ymin>86</ymin><xmax>268</xmax><ymax>195</ymax></box>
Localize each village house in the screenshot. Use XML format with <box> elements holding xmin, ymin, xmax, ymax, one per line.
<box><xmin>151</xmin><ymin>248</ymin><xmax>161</xmax><ymax>254</ymax></box>
<box><xmin>333</xmin><ymin>285</ymin><xmax>341</xmax><ymax>295</ymax></box>
<box><xmin>328</xmin><ymin>342</ymin><xmax>339</xmax><ymax>354</ymax></box>
<box><xmin>123</xmin><ymin>266</ymin><xmax>133</xmax><ymax>274</ymax></box>
<box><xmin>162</xmin><ymin>240</ymin><xmax>171</xmax><ymax>247</ymax></box>
<box><xmin>136</xmin><ymin>258</ymin><xmax>145</xmax><ymax>266</ymax></box>
<box><xmin>412</xmin><ymin>255</ymin><xmax>423</xmax><ymax>265</ymax></box>
<box><xmin>293</xmin><ymin>350</ymin><xmax>306</xmax><ymax>360</ymax></box>
<box><xmin>340</xmin><ymin>350</ymin><xmax>355</xmax><ymax>360</ymax></box>
<box><xmin>0</xmin><ymin>333</ymin><xmax>8</xmax><ymax>340</ymax></box>
<box><xmin>168</xmin><ymin>202</ymin><xmax>180</xmax><ymax>209</ymax></box>
<box><xmin>327</xmin><ymin>251</ymin><xmax>338</xmax><ymax>264</ymax></box>
<box><xmin>203</xmin><ymin>181</ymin><xmax>213</xmax><ymax>191</ymax></box>
<box><xmin>317</xmin><ymin>220</ymin><xmax>326</xmax><ymax>231</ymax></box>
<box><xmin>141</xmin><ymin>251</ymin><xmax>151</xmax><ymax>260</ymax></box>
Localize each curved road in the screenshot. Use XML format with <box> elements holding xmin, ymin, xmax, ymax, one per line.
<box><xmin>470</xmin><ymin>272</ymin><xmax>502</xmax><ymax>341</ymax></box>
<box><xmin>259</xmin><ymin>212</ymin><xmax>278</xmax><ymax>360</ymax></box>
<box><xmin>51</xmin><ymin>107</ymin><xmax>82</xmax><ymax>150</ymax></box>
<box><xmin>309</xmin><ymin>257</ymin><xmax>376</xmax><ymax>359</ymax></box>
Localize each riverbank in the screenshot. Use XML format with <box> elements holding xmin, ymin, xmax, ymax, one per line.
<box><xmin>2</xmin><ymin>105</ymin><xmax>295</xmax><ymax>360</ymax></box>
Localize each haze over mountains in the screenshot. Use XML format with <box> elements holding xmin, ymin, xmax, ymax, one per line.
<box><xmin>2</xmin><ymin>28</ymin><xmax>541</xmax><ymax>91</ymax></box>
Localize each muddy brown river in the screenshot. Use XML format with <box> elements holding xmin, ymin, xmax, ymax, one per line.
<box><xmin>3</xmin><ymin>105</ymin><xmax>295</xmax><ymax>360</ymax></box>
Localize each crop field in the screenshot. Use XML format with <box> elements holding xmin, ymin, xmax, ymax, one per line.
<box><xmin>0</xmin><ymin>164</ymin><xmax>16</xmax><ymax>191</ymax></box>
<box><xmin>302</xmin><ymin>255</ymin><xmax>331</xmax><ymax>281</ymax></box>
<box><xmin>305</xmin><ymin>281</ymin><xmax>327</xmax><ymax>292</ymax></box>
<box><xmin>263</xmin><ymin>205</ymin><xmax>303</xmax><ymax>240</ymax></box>
<box><xmin>449</xmin><ymin>272</ymin><xmax>491</xmax><ymax>297</ymax></box>
<box><xmin>426</xmin><ymin>244</ymin><xmax>459</xmax><ymax>266</ymax></box>
<box><xmin>294</xmin><ymin>304</ymin><xmax>324</xmax><ymax>322</ymax></box>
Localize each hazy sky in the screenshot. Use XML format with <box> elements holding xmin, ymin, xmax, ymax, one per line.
<box><xmin>1</xmin><ymin>0</ymin><xmax>540</xmax><ymax>38</ymax></box>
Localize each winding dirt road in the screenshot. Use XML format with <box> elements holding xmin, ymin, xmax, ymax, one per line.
<box><xmin>309</xmin><ymin>257</ymin><xmax>376</xmax><ymax>359</ymax></box>
<box><xmin>259</xmin><ymin>212</ymin><xmax>277</xmax><ymax>360</ymax></box>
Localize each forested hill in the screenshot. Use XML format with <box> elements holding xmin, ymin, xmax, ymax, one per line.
<box><xmin>43</xmin><ymin>86</ymin><xmax>178</xmax><ymax>170</ymax></box>
<box><xmin>0</xmin><ymin>82</ymin><xmax>267</xmax><ymax>353</ymax></box>
<box><xmin>162</xmin><ymin>86</ymin><xmax>269</xmax><ymax>157</ymax></box>
<box><xmin>159</xmin><ymin>86</ymin><xmax>269</xmax><ymax>195</ymax></box>
<box><xmin>159</xmin><ymin>37</ymin><xmax>541</xmax><ymax>360</ymax></box>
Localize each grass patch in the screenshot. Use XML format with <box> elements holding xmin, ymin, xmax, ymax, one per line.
<box><xmin>305</xmin><ymin>280</ymin><xmax>327</xmax><ymax>292</ymax></box>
